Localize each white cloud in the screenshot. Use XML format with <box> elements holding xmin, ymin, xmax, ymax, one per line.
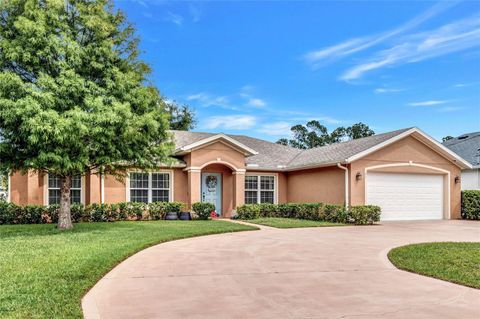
<box><xmin>202</xmin><ymin>115</ymin><xmax>257</xmax><ymax>130</ymax></box>
<box><xmin>408</xmin><ymin>100</ymin><xmax>449</xmax><ymax>106</ymax></box>
<box><xmin>438</xmin><ymin>106</ymin><xmax>465</xmax><ymax>112</ymax></box>
<box><xmin>453</xmin><ymin>82</ymin><xmax>479</xmax><ymax>87</ymax></box>
<box><xmin>303</xmin><ymin>1</ymin><xmax>457</xmax><ymax>67</ymax></box>
<box><xmin>165</xmin><ymin>11</ymin><xmax>184</xmax><ymax>26</ymax></box>
<box><xmin>374</xmin><ymin>88</ymin><xmax>405</xmax><ymax>94</ymax></box>
<box><xmin>186</xmin><ymin>92</ymin><xmax>231</xmax><ymax>108</ymax></box>
<box><xmin>248</xmin><ymin>98</ymin><xmax>266</xmax><ymax>108</ymax></box>
<box><xmin>340</xmin><ymin>14</ymin><xmax>480</xmax><ymax>80</ymax></box>
<box><xmin>257</xmin><ymin>122</ymin><xmax>292</xmax><ymax>136</ymax></box>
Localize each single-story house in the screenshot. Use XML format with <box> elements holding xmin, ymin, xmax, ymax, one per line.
<box><xmin>443</xmin><ymin>132</ymin><xmax>480</xmax><ymax>190</ymax></box>
<box><xmin>7</xmin><ymin>127</ymin><xmax>471</xmax><ymax>221</ymax></box>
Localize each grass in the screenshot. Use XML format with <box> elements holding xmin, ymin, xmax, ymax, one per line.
<box><xmin>242</xmin><ymin>217</ymin><xmax>346</xmax><ymax>228</ymax></box>
<box><xmin>388</xmin><ymin>242</ymin><xmax>480</xmax><ymax>289</ymax></box>
<box><xmin>0</xmin><ymin>220</ymin><xmax>257</xmax><ymax>319</ymax></box>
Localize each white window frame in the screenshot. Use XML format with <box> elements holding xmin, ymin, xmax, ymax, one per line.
<box><xmin>126</xmin><ymin>170</ymin><xmax>174</xmax><ymax>203</ymax></box>
<box><xmin>245</xmin><ymin>173</ymin><xmax>278</xmax><ymax>204</ymax></box>
<box><xmin>44</xmin><ymin>174</ymin><xmax>85</xmax><ymax>205</ymax></box>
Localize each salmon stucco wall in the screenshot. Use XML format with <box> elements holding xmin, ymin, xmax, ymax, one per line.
<box><xmin>189</xmin><ymin>141</ymin><xmax>246</xmax><ymax>170</ymax></box>
<box><xmin>286</xmin><ymin>166</ymin><xmax>345</xmax><ymax>205</ymax></box>
<box><xmin>349</xmin><ymin>135</ymin><xmax>462</xmax><ymax>218</ymax></box>
<box><xmin>10</xmin><ymin>171</ymin><xmax>45</xmax><ymax>206</ymax></box>
<box><xmin>103</xmin><ymin>175</ymin><xmax>126</xmax><ymax>204</ymax></box>
<box><xmin>173</xmin><ymin>168</ymin><xmax>188</xmax><ymax>203</ymax></box>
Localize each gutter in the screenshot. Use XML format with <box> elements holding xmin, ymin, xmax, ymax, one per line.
<box><xmin>336</xmin><ymin>163</ymin><xmax>349</xmax><ymax>208</ymax></box>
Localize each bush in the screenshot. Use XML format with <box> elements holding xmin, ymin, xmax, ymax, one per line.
<box><xmin>19</xmin><ymin>205</ymin><xmax>44</xmax><ymax>224</ymax></box>
<box><xmin>0</xmin><ymin>201</ymin><xmax>19</xmax><ymax>224</ymax></box>
<box><xmin>347</xmin><ymin>205</ymin><xmax>381</xmax><ymax>225</ymax></box>
<box><xmin>324</xmin><ymin>204</ymin><xmax>348</xmax><ymax>223</ymax></box>
<box><xmin>236</xmin><ymin>202</ymin><xmax>379</xmax><ymax>225</ymax></box>
<box><xmin>149</xmin><ymin>201</ymin><xmax>184</xmax><ymax>220</ymax></box>
<box><xmin>462</xmin><ymin>190</ymin><xmax>480</xmax><ymax>220</ymax></box>
<box><xmin>192</xmin><ymin>202</ymin><xmax>216</xmax><ymax>220</ymax></box>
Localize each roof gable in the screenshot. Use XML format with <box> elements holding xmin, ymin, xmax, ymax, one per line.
<box><xmin>173</xmin><ymin>132</ymin><xmax>258</xmax><ymax>156</ymax></box>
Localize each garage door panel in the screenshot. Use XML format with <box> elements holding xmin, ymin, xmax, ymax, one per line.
<box><xmin>366</xmin><ymin>172</ymin><xmax>443</xmax><ymax>221</ymax></box>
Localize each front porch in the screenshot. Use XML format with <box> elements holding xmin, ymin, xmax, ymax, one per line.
<box><xmin>185</xmin><ymin>161</ymin><xmax>245</xmax><ymax>218</ymax></box>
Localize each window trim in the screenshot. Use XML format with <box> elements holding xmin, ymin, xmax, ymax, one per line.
<box><xmin>245</xmin><ymin>173</ymin><xmax>278</xmax><ymax>204</ymax></box>
<box><xmin>44</xmin><ymin>174</ymin><xmax>85</xmax><ymax>205</ymax></box>
<box><xmin>126</xmin><ymin>170</ymin><xmax>174</xmax><ymax>203</ymax></box>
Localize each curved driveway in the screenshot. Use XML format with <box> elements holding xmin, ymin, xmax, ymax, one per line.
<box><xmin>83</xmin><ymin>221</ymin><xmax>480</xmax><ymax>319</ymax></box>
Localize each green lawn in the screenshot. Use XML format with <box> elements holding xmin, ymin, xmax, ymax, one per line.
<box><xmin>243</xmin><ymin>217</ymin><xmax>346</xmax><ymax>228</ymax></box>
<box><xmin>388</xmin><ymin>242</ymin><xmax>480</xmax><ymax>289</ymax></box>
<box><xmin>0</xmin><ymin>221</ymin><xmax>257</xmax><ymax>319</ymax></box>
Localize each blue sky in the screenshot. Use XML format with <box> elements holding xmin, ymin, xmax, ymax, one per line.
<box><xmin>117</xmin><ymin>0</ymin><xmax>480</xmax><ymax>141</ymax></box>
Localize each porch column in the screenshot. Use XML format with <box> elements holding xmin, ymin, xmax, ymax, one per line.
<box><xmin>233</xmin><ymin>170</ymin><xmax>245</xmax><ymax>209</ymax></box>
<box><xmin>187</xmin><ymin>169</ymin><xmax>201</xmax><ymax>209</ymax></box>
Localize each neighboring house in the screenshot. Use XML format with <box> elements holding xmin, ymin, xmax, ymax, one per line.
<box><xmin>443</xmin><ymin>132</ymin><xmax>480</xmax><ymax>190</ymax></box>
<box><xmin>8</xmin><ymin>127</ymin><xmax>471</xmax><ymax>220</ymax></box>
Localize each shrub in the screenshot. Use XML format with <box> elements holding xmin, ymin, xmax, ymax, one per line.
<box><xmin>235</xmin><ymin>202</ymin><xmax>379</xmax><ymax>225</ymax></box>
<box><xmin>0</xmin><ymin>201</ymin><xmax>19</xmax><ymax>224</ymax></box>
<box><xmin>19</xmin><ymin>205</ymin><xmax>44</xmax><ymax>224</ymax></box>
<box><xmin>71</xmin><ymin>204</ymin><xmax>86</xmax><ymax>222</ymax></box>
<box><xmin>237</xmin><ymin>204</ymin><xmax>261</xmax><ymax>219</ymax></box>
<box><xmin>347</xmin><ymin>205</ymin><xmax>381</xmax><ymax>225</ymax></box>
<box><xmin>44</xmin><ymin>205</ymin><xmax>59</xmax><ymax>223</ymax></box>
<box><xmin>462</xmin><ymin>190</ymin><xmax>480</xmax><ymax>220</ymax></box>
<box><xmin>324</xmin><ymin>204</ymin><xmax>348</xmax><ymax>223</ymax></box>
<box><xmin>148</xmin><ymin>201</ymin><xmax>184</xmax><ymax>220</ymax></box>
<box><xmin>192</xmin><ymin>202</ymin><xmax>216</xmax><ymax>220</ymax></box>
<box><xmin>0</xmin><ymin>201</ymin><xmax>188</xmax><ymax>224</ymax></box>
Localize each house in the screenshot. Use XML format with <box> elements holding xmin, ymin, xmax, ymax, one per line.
<box><xmin>443</xmin><ymin>132</ymin><xmax>480</xmax><ymax>190</ymax></box>
<box><xmin>7</xmin><ymin>127</ymin><xmax>471</xmax><ymax>221</ymax></box>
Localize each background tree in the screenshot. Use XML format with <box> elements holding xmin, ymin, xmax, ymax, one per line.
<box><xmin>276</xmin><ymin>121</ymin><xmax>375</xmax><ymax>149</ymax></box>
<box><xmin>0</xmin><ymin>0</ymin><xmax>172</xmax><ymax>229</ymax></box>
<box><xmin>165</xmin><ymin>100</ymin><xmax>196</xmax><ymax>131</ymax></box>
<box><xmin>442</xmin><ymin>136</ymin><xmax>454</xmax><ymax>142</ymax></box>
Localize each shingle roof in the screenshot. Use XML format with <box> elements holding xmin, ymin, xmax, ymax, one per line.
<box><xmin>170</xmin><ymin>128</ymin><xmax>413</xmax><ymax>170</ymax></box>
<box><xmin>287</xmin><ymin>128</ymin><xmax>412</xmax><ymax>169</ymax></box>
<box><xmin>442</xmin><ymin>132</ymin><xmax>480</xmax><ymax>168</ymax></box>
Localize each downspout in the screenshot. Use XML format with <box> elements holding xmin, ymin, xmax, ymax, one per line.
<box><xmin>337</xmin><ymin>163</ymin><xmax>349</xmax><ymax>208</ymax></box>
<box><xmin>100</xmin><ymin>174</ymin><xmax>105</xmax><ymax>204</ymax></box>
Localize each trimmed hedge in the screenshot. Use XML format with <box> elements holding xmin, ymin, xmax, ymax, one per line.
<box><xmin>462</xmin><ymin>190</ymin><xmax>480</xmax><ymax>220</ymax></box>
<box><xmin>236</xmin><ymin>203</ymin><xmax>380</xmax><ymax>225</ymax></box>
<box><xmin>192</xmin><ymin>202</ymin><xmax>216</xmax><ymax>220</ymax></box>
<box><xmin>0</xmin><ymin>201</ymin><xmax>185</xmax><ymax>225</ymax></box>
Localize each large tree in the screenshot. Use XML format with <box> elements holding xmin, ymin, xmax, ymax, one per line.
<box><xmin>277</xmin><ymin>121</ymin><xmax>375</xmax><ymax>149</ymax></box>
<box><xmin>0</xmin><ymin>0</ymin><xmax>172</xmax><ymax>229</ymax></box>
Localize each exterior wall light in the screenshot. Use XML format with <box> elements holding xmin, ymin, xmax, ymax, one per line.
<box><xmin>356</xmin><ymin>172</ymin><xmax>362</xmax><ymax>181</ymax></box>
<box><xmin>454</xmin><ymin>176</ymin><xmax>461</xmax><ymax>184</ymax></box>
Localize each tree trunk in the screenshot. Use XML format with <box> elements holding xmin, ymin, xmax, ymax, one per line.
<box><xmin>58</xmin><ymin>175</ymin><xmax>73</xmax><ymax>230</ymax></box>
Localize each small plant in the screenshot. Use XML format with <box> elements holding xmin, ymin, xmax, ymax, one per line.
<box><xmin>192</xmin><ymin>202</ymin><xmax>216</xmax><ymax>220</ymax></box>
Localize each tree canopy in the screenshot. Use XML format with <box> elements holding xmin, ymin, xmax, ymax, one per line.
<box><xmin>165</xmin><ymin>100</ymin><xmax>196</xmax><ymax>131</ymax></box>
<box><xmin>0</xmin><ymin>0</ymin><xmax>172</xmax><ymax>228</ymax></box>
<box><xmin>277</xmin><ymin>121</ymin><xmax>375</xmax><ymax>149</ymax></box>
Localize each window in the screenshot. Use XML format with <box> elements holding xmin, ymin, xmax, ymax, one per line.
<box><xmin>129</xmin><ymin>172</ymin><xmax>171</xmax><ymax>203</ymax></box>
<box><xmin>48</xmin><ymin>174</ymin><xmax>82</xmax><ymax>204</ymax></box>
<box><xmin>245</xmin><ymin>175</ymin><xmax>276</xmax><ymax>204</ymax></box>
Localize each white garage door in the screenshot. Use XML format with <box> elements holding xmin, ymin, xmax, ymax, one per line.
<box><xmin>366</xmin><ymin>172</ymin><xmax>444</xmax><ymax>221</ymax></box>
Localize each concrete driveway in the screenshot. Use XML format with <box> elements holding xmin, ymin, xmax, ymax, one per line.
<box><xmin>83</xmin><ymin>221</ymin><xmax>480</xmax><ymax>319</ymax></box>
